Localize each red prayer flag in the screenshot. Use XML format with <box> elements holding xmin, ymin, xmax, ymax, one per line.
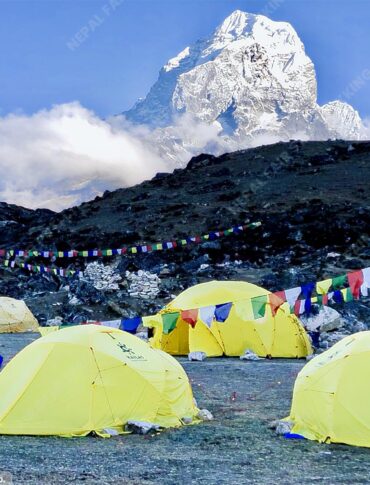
<box><xmin>347</xmin><ymin>270</ymin><xmax>364</xmax><ymax>299</ymax></box>
<box><xmin>294</xmin><ymin>300</ymin><xmax>301</xmax><ymax>316</ymax></box>
<box><xmin>269</xmin><ymin>291</ymin><xmax>286</xmax><ymax>316</ymax></box>
<box><xmin>181</xmin><ymin>309</ymin><xmax>199</xmax><ymax>327</ymax></box>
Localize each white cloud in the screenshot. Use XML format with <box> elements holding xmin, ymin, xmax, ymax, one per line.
<box><xmin>0</xmin><ymin>102</ymin><xmax>167</xmax><ymax>211</ymax></box>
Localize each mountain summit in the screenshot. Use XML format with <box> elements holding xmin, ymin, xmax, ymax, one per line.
<box><xmin>124</xmin><ymin>10</ymin><xmax>363</xmax><ymax>155</ymax></box>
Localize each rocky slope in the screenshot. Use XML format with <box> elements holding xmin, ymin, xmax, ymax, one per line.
<box><xmin>0</xmin><ymin>140</ymin><xmax>369</xmax><ymax>341</ymax></box>
<box><xmin>124</xmin><ymin>10</ymin><xmax>364</xmax><ymax>163</ymax></box>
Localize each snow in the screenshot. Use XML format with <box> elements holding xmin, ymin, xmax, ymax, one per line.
<box><xmin>164</xmin><ymin>46</ymin><xmax>190</xmax><ymax>72</ymax></box>
<box><xmin>320</xmin><ymin>101</ymin><xmax>362</xmax><ymax>140</ymax></box>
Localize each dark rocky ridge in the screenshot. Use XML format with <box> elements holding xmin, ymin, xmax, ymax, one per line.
<box><xmin>0</xmin><ymin>140</ymin><xmax>369</xmax><ymax>331</ymax></box>
<box><xmin>1</xmin><ymin>139</ymin><xmax>369</xmax><ymax>251</ymax></box>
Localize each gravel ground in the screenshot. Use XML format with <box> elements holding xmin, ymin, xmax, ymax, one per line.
<box><xmin>0</xmin><ymin>334</ymin><xmax>369</xmax><ymax>484</ymax></box>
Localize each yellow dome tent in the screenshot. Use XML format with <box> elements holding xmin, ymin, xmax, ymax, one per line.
<box><xmin>145</xmin><ymin>281</ymin><xmax>312</xmax><ymax>358</ymax></box>
<box><xmin>286</xmin><ymin>331</ymin><xmax>370</xmax><ymax>447</ymax></box>
<box><xmin>0</xmin><ymin>325</ymin><xmax>198</xmax><ymax>437</ymax></box>
<box><xmin>0</xmin><ymin>297</ymin><xmax>39</xmax><ymax>333</ymax></box>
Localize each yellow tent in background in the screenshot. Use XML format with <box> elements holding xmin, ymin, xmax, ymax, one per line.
<box><xmin>0</xmin><ymin>325</ymin><xmax>198</xmax><ymax>437</ymax></box>
<box><xmin>286</xmin><ymin>331</ymin><xmax>370</xmax><ymax>447</ymax></box>
<box><xmin>145</xmin><ymin>281</ymin><xmax>311</xmax><ymax>358</ymax></box>
<box><xmin>0</xmin><ymin>297</ymin><xmax>39</xmax><ymax>333</ymax></box>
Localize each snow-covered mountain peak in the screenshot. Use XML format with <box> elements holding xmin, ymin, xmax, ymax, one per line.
<box><xmin>124</xmin><ymin>9</ymin><xmax>364</xmax><ymax>160</ymax></box>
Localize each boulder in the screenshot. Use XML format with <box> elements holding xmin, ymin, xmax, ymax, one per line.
<box><xmin>319</xmin><ymin>331</ymin><xmax>348</xmax><ymax>349</ymax></box>
<box><xmin>301</xmin><ymin>306</ymin><xmax>343</xmax><ymax>332</ymax></box>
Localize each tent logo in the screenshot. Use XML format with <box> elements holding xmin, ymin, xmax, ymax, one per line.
<box><xmin>116</xmin><ymin>342</ymin><xmax>146</xmax><ymax>361</ymax></box>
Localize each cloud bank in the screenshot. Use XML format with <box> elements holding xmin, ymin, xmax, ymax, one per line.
<box><xmin>0</xmin><ymin>103</ymin><xmax>250</xmax><ymax>211</ymax></box>
<box><xmin>0</xmin><ymin>103</ymin><xmax>167</xmax><ymax>211</ymax></box>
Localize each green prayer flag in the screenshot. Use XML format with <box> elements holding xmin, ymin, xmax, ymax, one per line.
<box><xmin>162</xmin><ymin>312</ymin><xmax>180</xmax><ymax>334</ymax></box>
<box><xmin>332</xmin><ymin>274</ymin><xmax>347</xmax><ymax>289</ymax></box>
<box><xmin>251</xmin><ymin>295</ymin><xmax>268</xmax><ymax>319</ymax></box>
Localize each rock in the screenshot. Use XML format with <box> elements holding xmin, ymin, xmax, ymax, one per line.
<box><xmin>301</xmin><ymin>306</ymin><xmax>343</xmax><ymax>332</ymax></box>
<box><xmin>68</xmin><ymin>296</ymin><xmax>81</xmax><ymax>306</ymax></box>
<box><xmin>181</xmin><ymin>416</ymin><xmax>194</xmax><ymax>425</ymax></box>
<box><xmin>197</xmin><ymin>263</ymin><xmax>210</xmax><ymax>272</ymax></box>
<box><xmin>188</xmin><ymin>352</ymin><xmax>207</xmax><ymax>361</ymax></box>
<box><xmin>320</xmin><ymin>331</ymin><xmax>348</xmax><ymax>349</ymax></box>
<box><xmin>159</xmin><ymin>267</ymin><xmax>171</xmax><ymax>276</ymax></box>
<box><xmin>135</xmin><ymin>331</ymin><xmax>148</xmax><ymax>341</ymax></box>
<box><xmin>351</xmin><ymin>321</ymin><xmax>367</xmax><ymax>333</ymax></box>
<box><xmin>125</xmin><ymin>421</ymin><xmax>162</xmax><ymax>435</ymax></box>
<box><xmin>275</xmin><ymin>420</ymin><xmax>293</xmax><ymax>435</ymax></box>
<box><xmin>183</xmin><ymin>255</ymin><xmax>210</xmax><ymax>272</ymax></box>
<box><xmin>107</xmin><ymin>301</ymin><xmax>127</xmax><ymax>317</ymax></box>
<box><xmin>267</xmin><ymin>419</ymin><xmax>280</xmax><ymax>430</ymax></box>
<box><xmin>327</xmin><ymin>252</ymin><xmax>341</xmax><ymax>258</ymax></box>
<box><xmin>240</xmin><ymin>349</ymin><xmax>261</xmax><ymax>361</ymax></box>
<box><xmin>67</xmin><ymin>279</ymin><xmax>106</xmax><ymax>305</ymax></box>
<box><xmin>201</xmin><ymin>241</ymin><xmax>222</xmax><ymax>250</ymax></box>
<box><xmin>197</xmin><ymin>409</ymin><xmax>214</xmax><ymax>421</ymax></box>
<box><xmin>46</xmin><ymin>316</ymin><xmax>63</xmax><ymax>326</ymax></box>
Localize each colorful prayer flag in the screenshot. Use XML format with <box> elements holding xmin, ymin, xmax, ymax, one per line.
<box><xmin>347</xmin><ymin>270</ymin><xmax>364</xmax><ymax>300</ymax></box>
<box><xmin>199</xmin><ymin>306</ymin><xmax>216</xmax><ymax>327</ymax></box>
<box><xmin>162</xmin><ymin>312</ymin><xmax>180</xmax><ymax>334</ymax></box>
<box><xmin>121</xmin><ymin>317</ymin><xmax>142</xmax><ymax>334</ymax></box>
<box><xmin>251</xmin><ymin>295</ymin><xmax>268</xmax><ymax>319</ymax></box>
<box><xmin>181</xmin><ymin>309</ymin><xmax>198</xmax><ymax>327</ymax></box>
<box><xmin>214</xmin><ymin>303</ymin><xmax>232</xmax><ymax>322</ymax></box>
<box><xmin>269</xmin><ymin>291</ymin><xmax>286</xmax><ymax>316</ymax></box>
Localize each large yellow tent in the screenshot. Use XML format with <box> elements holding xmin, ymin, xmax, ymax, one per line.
<box><xmin>0</xmin><ymin>325</ymin><xmax>198</xmax><ymax>437</ymax></box>
<box><xmin>0</xmin><ymin>297</ymin><xmax>39</xmax><ymax>333</ymax></box>
<box><xmin>145</xmin><ymin>281</ymin><xmax>312</xmax><ymax>358</ymax></box>
<box><xmin>286</xmin><ymin>331</ymin><xmax>370</xmax><ymax>447</ymax></box>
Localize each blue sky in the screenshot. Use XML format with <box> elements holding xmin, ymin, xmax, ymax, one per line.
<box><xmin>0</xmin><ymin>0</ymin><xmax>369</xmax><ymax>118</ymax></box>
